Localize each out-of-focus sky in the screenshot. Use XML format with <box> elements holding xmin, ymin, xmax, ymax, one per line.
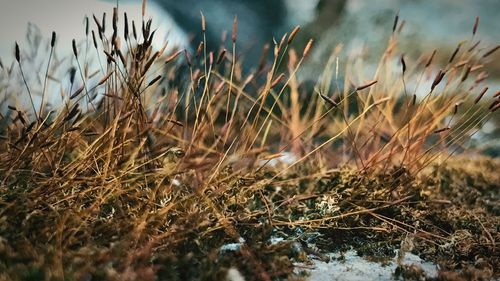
<box><xmin>0</xmin><ymin>0</ymin><xmax>498</xmax><ymax>66</ymax></box>
<box><xmin>0</xmin><ymin>0</ymin><xmax>187</xmax><ymax>63</ymax></box>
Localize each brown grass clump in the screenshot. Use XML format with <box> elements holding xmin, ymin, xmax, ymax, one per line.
<box><xmin>0</xmin><ymin>4</ymin><xmax>498</xmax><ymax>281</ymax></box>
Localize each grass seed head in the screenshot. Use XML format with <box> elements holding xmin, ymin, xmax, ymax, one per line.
<box><xmin>72</xmin><ymin>39</ymin><xmax>78</xmax><ymax>58</ymax></box>
<box><xmin>288</xmin><ymin>25</ymin><xmax>301</xmax><ymax>45</ymax></box>
<box><xmin>303</xmin><ymin>39</ymin><xmax>313</xmax><ymax>57</ymax></box>
<box><xmin>51</xmin><ymin>31</ymin><xmax>56</xmax><ymax>48</ymax></box>
<box><xmin>482</xmin><ymin>45</ymin><xmax>500</xmax><ymax>58</ymax></box>
<box><xmin>356</xmin><ymin>80</ymin><xmax>378</xmax><ymax>91</ymax></box>
<box><xmin>232</xmin><ymin>16</ymin><xmax>238</xmax><ymax>43</ymax></box>
<box><xmin>425</xmin><ymin>49</ymin><xmax>437</xmax><ymax>68</ymax></box>
<box><xmin>14</xmin><ymin>42</ymin><xmax>20</xmax><ymax>62</ymax></box>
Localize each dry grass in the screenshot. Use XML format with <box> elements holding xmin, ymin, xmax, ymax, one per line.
<box><xmin>0</xmin><ymin>3</ymin><xmax>498</xmax><ymax>280</ymax></box>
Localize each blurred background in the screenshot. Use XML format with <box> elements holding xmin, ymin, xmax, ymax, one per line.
<box><xmin>1</xmin><ymin>0</ymin><xmax>499</xmax><ymax>65</ymax></box>
<box><xmin>1</xmin><ymin>0</ymin><xmax>499</xmax><ymax>72</ymax></box>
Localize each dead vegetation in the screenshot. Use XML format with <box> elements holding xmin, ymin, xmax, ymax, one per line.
<box><xmin>0</xmin><ymin>2</ymin><xmax>498</xmax><ymax>280</ymax></box>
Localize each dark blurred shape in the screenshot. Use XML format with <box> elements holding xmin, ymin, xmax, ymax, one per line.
<box><xmin>156</xmin><ymin>0</ymin><xmax>347</xmax><ymax>69</ymax></box>
<box><xmin>158</xmin><ymin>0</ymin><xmax>285</xmax><ymax>54</ymax></box>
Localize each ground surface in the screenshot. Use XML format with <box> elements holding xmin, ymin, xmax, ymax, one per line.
<box><xmin>0</xmin><ymin>155</ymin><xmax>498</xmax><ymax>280</ymax></box>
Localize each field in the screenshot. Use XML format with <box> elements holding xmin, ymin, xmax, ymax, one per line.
<box><xmin>0</xmin><ymin>3</ymin><xmax>499</xmax><ymax>280</ymax></box>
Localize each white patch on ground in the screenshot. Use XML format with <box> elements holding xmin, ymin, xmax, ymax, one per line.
<box><xmin>269</xmin><ymin>236</ymin><xmax>285</xmax><ymax>245</ymax></box>
<box><xmin>297</xmin><ymin>250</ymin><xmax>438</xmax><ymax>281</ymax></box>
<box><xmin>259</xmin><ymin>151</ymin><xmax>298</xmax><ymax>167</ymax></box>
<box><xmin>226</xmin><ymin>267</ymin><xmax>246</xmax><ymax>281</ymax></box>
<box><xmin>220</xmin><ymin>243</ymin><xmax>242</xmax><ymax>252</ymax></box>
<box><xmin>220</xmin><ymin>237</ymin><xmax>246</xmax><ymax>253</ymax></box>
<box><xmin>171</xmin><ymin>178</ymin><xmax>181</xmax><ymax>187</ymax></box>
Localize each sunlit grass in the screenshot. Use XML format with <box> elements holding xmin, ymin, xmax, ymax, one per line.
<box><xmin>0</xmin><ymin>3</ymin><xmax>498</xmax><ymax>280</ymax></box>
